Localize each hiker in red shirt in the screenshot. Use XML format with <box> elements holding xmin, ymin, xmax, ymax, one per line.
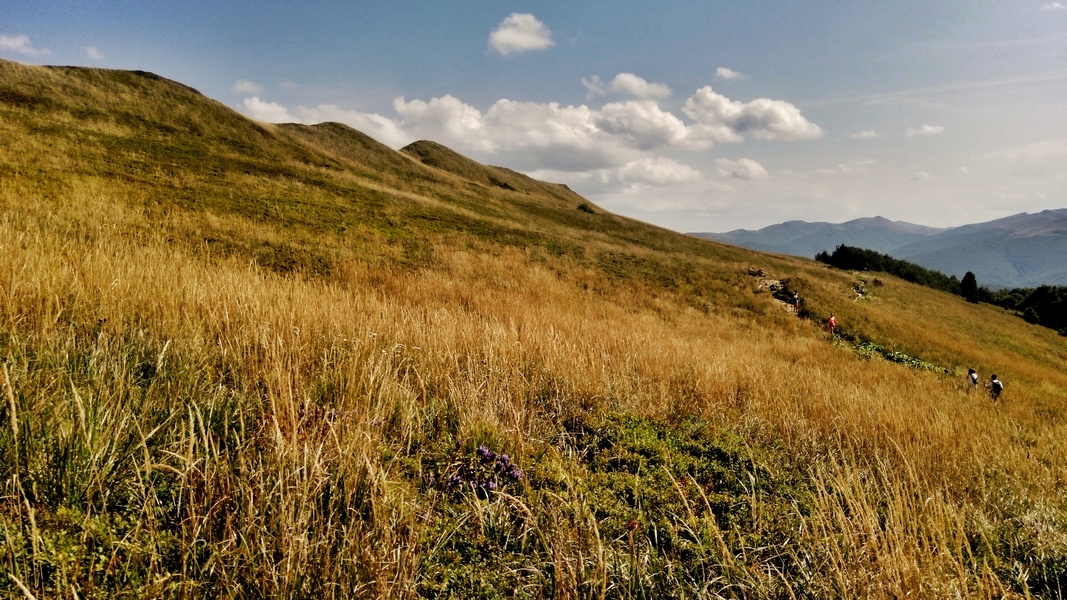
<box><xmin>827</xmin><ymin>313</ymin><xmax>838</xmax><ymax>335</ymax></box>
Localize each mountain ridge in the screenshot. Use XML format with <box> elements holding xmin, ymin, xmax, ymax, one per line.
<box><xmin>693</xmin><ymin>210</ymin><xmax>1067</xmax><ymax>288</ymax></box>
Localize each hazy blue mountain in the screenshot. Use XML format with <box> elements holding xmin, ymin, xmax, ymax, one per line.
<box><xmin>894</xmin><ymin>210</ymin><xmax>1067</xmax><ymax>288</ymax></box>
<box><xmin>698</xmin><ymin>216</ymin><xmax>945</xmax><ymax>258</ymax></box>
<box><xmin>692</xmin><ymin>209</ymin><xmax>1067</xmax><ymax>288</ymax></box>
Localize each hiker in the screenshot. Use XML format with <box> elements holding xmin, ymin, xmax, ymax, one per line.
<box><xmin>827</xmin><ymin>312</ymin><xmax>838</xmax><ymax>335</ymax></box>
<box><xmin>967</xmin><ymin>368</ymin><xmax>979</xmax><ymax>392</ymax></box>
<box><xmin>792</xmin><ymin>291</ymin><xmax>800</xmax><ymax>312</ymax></box>
<box><xmin>987</xmin><ymin>374</ymin><xmax>1004</xmax><ymax>401</ymax></box>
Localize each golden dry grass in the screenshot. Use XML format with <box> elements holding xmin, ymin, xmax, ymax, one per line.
<box><xmin>1</xmin><ymin>59</ymin><xmax>1066</xmax><ymax>598</ymax></box>
<box><xmin>3</xmin><ymin>181</ymin><xmax>1066</xmax><ymax>597</ymax></box>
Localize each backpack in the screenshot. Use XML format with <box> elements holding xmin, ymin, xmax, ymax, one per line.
<box><xmin>992</xmin><ymin>379</ymin><xmax>1003</xmax><ymax>395</ymax></box>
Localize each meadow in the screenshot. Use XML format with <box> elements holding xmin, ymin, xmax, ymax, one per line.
<box><xmin>1</xmin><ymin>59</ymin><xmax>1066</xmax><ymax>598</ymax></box>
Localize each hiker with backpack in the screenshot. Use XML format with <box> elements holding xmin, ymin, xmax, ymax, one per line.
<box><xmin>987</xmin><ymin>374</ymin><xmax>1004</xmax><ymax>401</ymax></box>
<box><xmin>967</xmin><ymin>368</ymin><xmax>979</xmax><ymax>393</ymax></box>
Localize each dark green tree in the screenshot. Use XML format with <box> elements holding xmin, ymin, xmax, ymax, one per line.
<box><xmin>815</xmin><ymin>245</ymin><xmax>961</xmax><ymax>295</ymax></box>
<box><xmin>961</xmin><ymin>271</ymin><xmax>979</xmax><ymax>303</ymax></box>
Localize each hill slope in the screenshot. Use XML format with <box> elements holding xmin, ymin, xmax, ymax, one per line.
<box><xmin>694</xmin><ymin>210</ymin><xmax>1067</xmax><ymax>288</ymax></box>
<box><xmin>2</xmin><ymin>59</ymin><xmax>1067</xmax><ymax>598</ymax></box>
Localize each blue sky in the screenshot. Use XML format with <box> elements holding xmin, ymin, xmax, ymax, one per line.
<box><xmin>3</xmin><ymin>2</ymin><xmax>1066</xmax><ymax>232</ymax></box>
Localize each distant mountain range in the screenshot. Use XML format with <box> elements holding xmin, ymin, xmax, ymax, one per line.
<box><xmin>692</xmin><ymin>210</ymin><xmax>1067</xmax><ymax>289</ymax></box>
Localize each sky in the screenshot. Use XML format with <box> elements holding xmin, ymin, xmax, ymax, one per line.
<box><xmin>3</xmin><ymin>1</ymin><xmax>1066</xmax><ymax>232</ymax></box>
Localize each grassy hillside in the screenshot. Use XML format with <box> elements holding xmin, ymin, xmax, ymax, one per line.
<box><xmin>2</xmin><ymin>58</ymin><xmax>1066</xmax><ymax>598</ymax></box>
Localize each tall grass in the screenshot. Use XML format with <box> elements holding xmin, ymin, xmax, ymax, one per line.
<box><xmin>2</xmin><ymin>179</ymin><xmax>1066</xmax><ymax>598</ymax></box>
<box><xmin>2</xmin><ymin>59</ymin><xmax>1067</xmax><ymax>598</ymax></box>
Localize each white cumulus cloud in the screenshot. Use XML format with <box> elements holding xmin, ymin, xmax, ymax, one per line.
<box><xmin>684</xmin><ymin>86</ymin><xmax>823</xmax><ymax>142</ymax></box>
<box><xmin>534</xmin><ymin>157</ymin><xmax>702</xmax><ymax>195</ymax></box>
<box><xmin>0</xmin><ymin>34</ymin><xmax>49</xmax><ymax>57</ymax></box>
<box><xmin>233</xmin><ymin>79</ymin><xmax>265</xmax><ymax>95</ymax></box>
<box><xmin>716</xmin><ymin>158</ymin><xmax>769</xmax><ymax>180</ymax></box>
<box><xmin>715</xmin><ymin>67</ymin><xmax>744</xmax><ymax>80</ymax></box>
<box><xmin>235</xmin><ymin>82</ymin><xmax>822</xmax><ymax>181</ymax></box>
<box><xmin>608</xmin><ymin>73</ymin><xmax>671</xmax><ymax>99</ymax></box>
<box><xmin>581</xmin><ymin>75</ymin><xmax>607</xmax><ymax>98</ymax></box>
<box><xmin>391</xmin><ymin>95</ymin><xmax>623</xmax><ymax>170</ymax></box>
<box><xmin>1041</xmin><ymin>2</ymin><xmax>1065</xmax><ymax>10</ymax></box>
<box><xmin>479</xmin><ymin>99</ymin><xmax>625</xmax><ymax>170</ymax></box>
<box><xmin>613</xmin><ymin>157</ymin><xmax>702</xmax><ymax>186</ymax></box>
<box><xmin>907</xmin><ymin>124</ymin><xmax>945</xmax><ymax>137</ymax></box>
<box><xmin>595</xmin><ymin>100</ymin><xmax>692</xmax><ymax>149</ymax></box>
<box><xmin>851</xmin><ymin>130</ymin><xmax>879</xmax><ymax>139</ymax></box>
<box><xmin>394</xmin><ymin>95</ymin><xmax>488</xmax><ymax>145</ymax></box>
<box><xmin>84</xmin><ymin>46</ymin><xmax>105</xmax><ymax>61</ymax></box>
<box><xmin>240</xmin><ymin>97</ymin><xmax>294</xmax><ymax>123</ymax></box>
<box><xmin>488</xmin><ymin>13</ymin><xmax>554</xmax><ymax>56</ymax></box>
<box><xmin>589</xmin><ymin>157</ymin><xmax>703</xmax><ymax>192</ymax></box>
<box><xmin>293</xmin><ymin>104</ymin><xmax>412</xmax><ymax>148</ymax></box>
<box><xmin>582</xmin><ymin>73</ymin><xmax>671</xmax><ymax>99</ymax></box>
